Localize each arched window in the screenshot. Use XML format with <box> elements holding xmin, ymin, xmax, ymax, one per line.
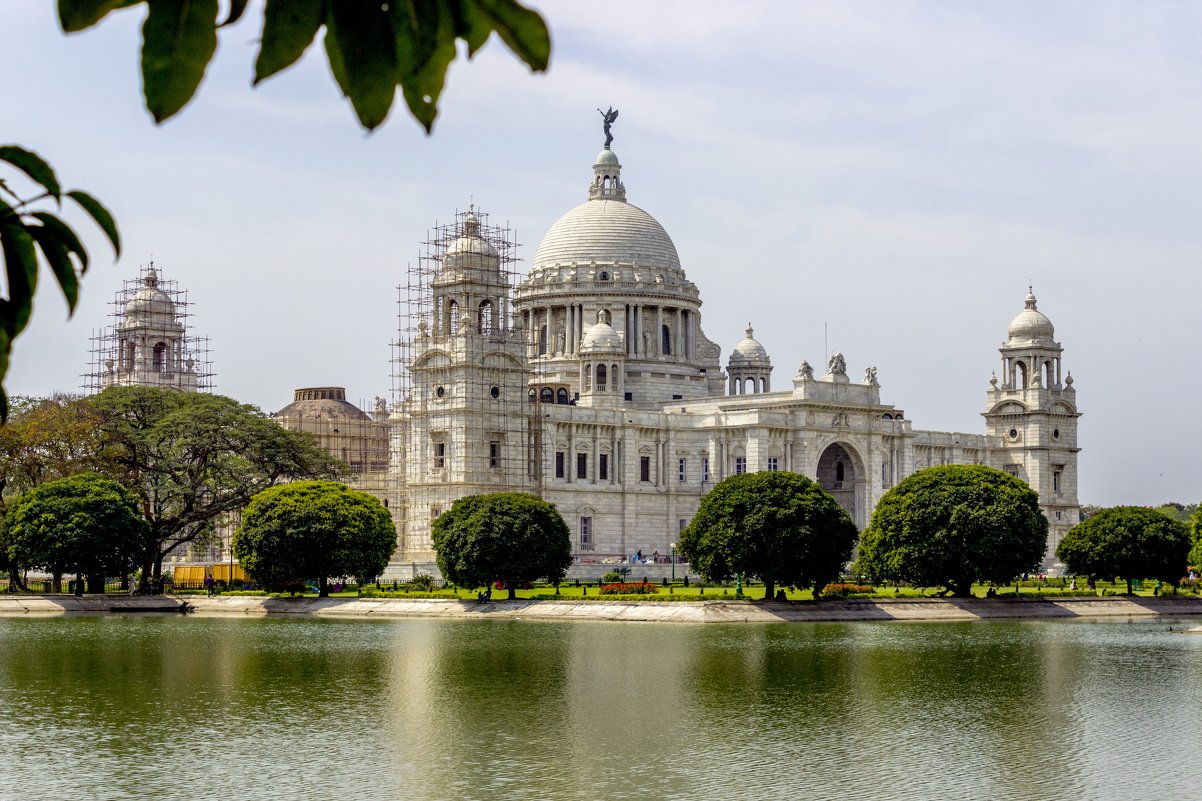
<box><xmin>447</xmin><ymin>300</ymin><xmax>460</xmax><ymax>334</ymax></box>
<box><xmin>538</xmin><ymin>325</ymin><xmax>548</xmax><ymax>356</ymax></box>
<box><xmin>583</xmin><ymin>364</ymin><xmax>591</xmax><ymax>390</ymax></box>
<box><xmin>540</xmin><ymin>387</ymin><xmax>554</xmax><ymax>403</ymax></box>
<box><xmin>661</xmin><ymin>324</ymin><xmax>672</xmax><ymax>355</ymax></box>
<box><xmin>597</xmin><ymin>364</ymin><xmax>607</xmax><ymax>391</ymax></box>
<box><xmin>836</xmin><ymin>461</ymin><xmax>845</xmax><ymax>483</ymax></box>
<box><xmin>478</xmin><ymin>300</ymin><xmax>494</xmax><ymax>335</ymax></box>
<box><xmin>122</xmin><ymin>341</ymin><xmax>135</xmax><ymax>370</ymax></box>
<box><xmin>1015</xmin><ymin>360</ymin><xmax>1028</xmax><ymax>389</ymax></box>
<box><xmin>611</xmin><ymin>364</ymin><xmax>619</xmax><ymax>391</ymax></box>
<box><xmin>152</xmin><ymin>342</ymin><xmax>167</xmax><ymax>372</ymax></box>
<box><xmin>556</xmin><ymin>388</ymin><xmax>569</xmax><ymax>405</ymax></box>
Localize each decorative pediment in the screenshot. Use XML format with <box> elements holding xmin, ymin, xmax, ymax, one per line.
<box><xmin>414</xmin><ymin>351</ymin><xmax>452</xmax><ymax>369</ymax></box>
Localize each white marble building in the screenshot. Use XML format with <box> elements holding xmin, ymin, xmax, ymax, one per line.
<box><xmin>388</xmin><ymin>137</ymin><xmax>1082</xmax><ymax>578</ymax></box>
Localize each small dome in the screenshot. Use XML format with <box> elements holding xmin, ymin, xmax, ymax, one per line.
<box><xmin>729</xmin><ymin>324</ymin><xmax>771</xmax><ymax>365</ymax></box>
<box><xmin>580</xmin><ymin>317</ymin><xmax>624</xmax><ymax>353</ymax></box>
<box><xmin>1007</xmin><ymin>290</ymin><xmax>1055</xmax><ymax>343</ymax></box>
<box><xmin>123</xmin><ymin>268</ymin><xmax>176</xmax><ymax>318</ymax></box>
<box><xmin>595</xmin><ymin>148</ymin><xmax>620</xmax><ymax>167</ymax></box>
<box><xmin>445</xmin><ymin>212</ymin><xmax>499</xmax><ymax>260</ymax></box>
<box><xmin>275</xmin><ymin>386</ymin><xmax>372</xmax><ymax>421</ymax></box>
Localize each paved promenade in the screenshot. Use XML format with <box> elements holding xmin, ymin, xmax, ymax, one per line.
<box><xmin>3</xmin><ymin>594</ymin><xmax>1202</xmax><ymax>625</ymax></box>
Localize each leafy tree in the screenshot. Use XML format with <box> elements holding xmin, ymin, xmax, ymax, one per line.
<box><xmin>1057</xmin><ymin>506</ymin><xmax>1191</xmax><ymax>593</ymax></box>
<box><xmin>0</xmin><ymin>394</ymin><xmax>108</xmax><ymax>503</ymax></box>
<box><xmin>91</xmin><ymin>385</ymin><xmax>342</xmax><ymax>583</ymax></box>
<box><xmin>856</xmin><ymin>465</ymin><xmax>1048</xmax><ymax>597</ymax></box>
<box><xmin>678</xmin><ymin>471</ymin><xmax>858</xmax><ymax>600</ymax></box>
<box><xmin>432</xmin><ymin>492</ymin><xmax>571</xmax><ymax>599</ymax></box>
<box><xmin>233</xmin><ymin>480</ymin><xmax>396</xmax><ymax>596</ymax></box>
<box><xmin>0</xmin><ymin>147</ymin><xmax>119</xmax><ymax>419</ymax></box>
<box><xmin>1154</xmin><ymin>502</ymin><xmax>1197</xmax><ymax>525</ymax></box>
<box><xmin>1190</xmin><ymin>508</ymin><xmax>1202</xmax><ymax>571</ymax></box>
<box><xmin>2</xmin><ymin>472</ymin><xmax>147</xmax><ymax>592</ymax></box>
<box><xmin>57</xmin><ymin>0</ymin><xmax>551</xmax><ymax>132</ymax></box>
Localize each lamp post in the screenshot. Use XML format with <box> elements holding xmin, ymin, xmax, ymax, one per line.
<box><xmin>670</xmin><ymin>542</ymin><xmax>677</xmax><ymax>582</ymax></box>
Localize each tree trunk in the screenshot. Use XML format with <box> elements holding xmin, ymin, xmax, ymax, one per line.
<box><xmin>319</xmin><ymin>575</ymin><xmax>329</xmax><ymax>598</ymax></box>
<box><xmin>8</xmin><ymin>567</ymin><xmax>27</xmax><ymax>592</ymax></box>
<box><xmin>1126</xmin><ymin>577</ymin><xmax>1132</xmax><ymax>595</ymax></box>
<box><xmin>52</xmin><ymin>571</ymin><xmax>63</xmax><ymax>594</ymax></box>
<box><xmin>508</xmin><ymin>578</ymin><xmax>518</xmax><ymax>600</ymax></box>
<box><xmin>763</xmin><ymin>579</ymin><xmax>776</xmax><ymax>601</ymax></box>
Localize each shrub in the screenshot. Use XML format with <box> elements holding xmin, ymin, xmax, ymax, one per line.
<box><xmin>599</xmin><ymin>582</ymin><xmax>658</xmax><ymax>595</ymax></box>
<box><xmin>408</xmin><ymin>574</ymin><xmax>436</xmax><ymax>591</ymax></box>
<box><xmin>602</xmin><ymin>570</ymin><xmax>623</xmax><ymax>583</ymax></box>
<box><xmin>820</xmin><ymin>583</ymin><xmax>875</xmax><ymax>597</ymax></box>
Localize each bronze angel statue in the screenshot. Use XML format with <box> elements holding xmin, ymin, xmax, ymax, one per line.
<box><xmin>598</xmin><ymin>106</ymin><xmax>619</xmax><ymax>147</ymax></box>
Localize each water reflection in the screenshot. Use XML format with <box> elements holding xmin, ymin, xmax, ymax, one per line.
<box><xmin>0</xmin><ymin>616</ymin><xmax>1199</xmax><ymax>801</ymax></box>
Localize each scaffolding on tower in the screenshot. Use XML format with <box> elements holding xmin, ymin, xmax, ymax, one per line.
<box><xmin>82</xmin><ymin>262</ymin><xmax>214</xmax><ymax>394</ymax></box>
<box><xmin>390</xmin><ymin>208</ymin><xmax>542</xmax><ymax>566</ymax></box>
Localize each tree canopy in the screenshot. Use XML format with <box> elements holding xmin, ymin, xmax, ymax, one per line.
<box><xmin>0</xmin><ymin>394</ymin><xmax>108</xmax><ymax>503</ymax></box>
<box><xmin>234</xmin><ymin>480</ymin><xmax>396</xmax><ymax>596</ymax></box>
<box><xmin>432</xmin><ymin>492</ymin><xmax>572</xmax><ymax>599</ymax></box>
<box><xmin>678</xmin><ymin>471</ymin><xmax>859</xmax><ymax>600</ymax></box>
<box><xmin>1056</xmin><ymin>506</ymin><xmax>1191</xmax><ymax>593</ymax></box>
<box><xmin>2</xmin><ymin>472</ymin><xmax>147</xmax><ymax>585</ymax></box>
<box><xmin>1192</xmin><ymin>507</ymin><xmax>1202</xmax><ymax>571</ymax></box>
<box><xmin>856</xmin><ymin>464</ymin><xmax>1048</xmax><ymax>597</ymax></box>
<box><xmin>91</xmin><ymin>385</ymin><xmax>342</xmax><ymax>580</ymax></box>
<box><xmin>57</xmin><ymin>0</ymin><xmax>550</xmax><ymax>132</ymax></box>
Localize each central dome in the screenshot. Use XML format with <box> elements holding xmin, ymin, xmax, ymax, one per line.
<box><xmin>533</xmin><ymin>200</ymin><xmax>681</xmax><ymax>272</ymax></box>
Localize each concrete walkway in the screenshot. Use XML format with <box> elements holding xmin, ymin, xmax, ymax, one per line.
<box><xmin>4</xmin><ymin>594</ymin><xmax>1202</xmax><ymax>623</ymax></box>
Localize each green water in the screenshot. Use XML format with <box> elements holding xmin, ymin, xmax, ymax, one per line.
<box><xmin>1</xmin><ymin>616</ymin><xmax>1199</xmax><ymax>800</ymax></box>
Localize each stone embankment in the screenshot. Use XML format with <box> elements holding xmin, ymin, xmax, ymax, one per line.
<box><xmin>3</xmin><ymin>594</ymin><xmax>1202</xmax><ymax>626</ymax></box>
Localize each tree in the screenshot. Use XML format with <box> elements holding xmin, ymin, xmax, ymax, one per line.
<box><xmin>0</xmin><ymin>394</ymin><xmax>108</xmax><ymax>502</ymax></box>
<box><xmin>432</xmin><ymin>492</ymin><xmax>571</xmax><ymax>600</ymax></box>
<box><xmin>856</xmin><ymin>465</ymin><xmax>1048</xmax><ymax>597</ymax></box>
<box><xmin>2</xmin><ymin>473</ymin><xmax>147</xmax><ymax>592</ymax></box>
<box><xmin>0</xmin><ymin>147</ymin><xmax>119</xmax><ymax>419</ymax></box>
<box><xmin>233</xmin><ymin>480</ymin><xmax>396</xmax><ymax>596</ymax></box>
<box><xmin>57</xmin><ymin>0</ymin><xmax>550</xmax><ymax>132</ymax></box>
<box><xmin>90</xmin><ymin>385</ymin><xmax>342</xmax><ymax>583</ymax></box>
<box><xmin>678</xmin><ymin>471</ymin><xmax>858</xmax><ymax>600</ymax></box>
<box><xmin>1192</xmin><ymin>507</ymin><xmax>1202</xmax><ymax>570</ymax></box>
<box><xmin>1056</xmin><ymin>506</ymin><xmax>1191</xmax><ymax>593</ymax></box>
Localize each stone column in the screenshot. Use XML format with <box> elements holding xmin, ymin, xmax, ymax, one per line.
<box><xmin>655</xmin><ymin>306</ymin><xmax>664</xmax><ymax>356</ymax></box>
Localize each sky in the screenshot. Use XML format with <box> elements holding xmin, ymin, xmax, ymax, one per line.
<box><xmin>5</xmin><ymin>1</ymin><xmax>1202</xmax><ymax>506</ymax></box>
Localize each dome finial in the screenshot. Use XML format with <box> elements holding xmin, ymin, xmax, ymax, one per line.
<box><xmin>597</xmin><ymin>106</ymin><xmax>619</xmax><ymax>148</ymax></box>
<box><xmin>745</xmin><ymin>323</ymin><xmax>754</xmax><ymax>338</ymax></box>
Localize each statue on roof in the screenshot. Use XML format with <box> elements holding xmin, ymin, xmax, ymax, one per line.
<box><xmin>597</xmin><ymin>106</ymin><xmax>619</xmax><ymax>147</ymax></box>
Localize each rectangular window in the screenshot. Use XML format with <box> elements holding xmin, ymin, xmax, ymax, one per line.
<box><xmin>678</xmin><ymin>458</ymin><xmax>687</xmax><ymax>482</ymax></box>
<box><xmin>577</xmin><ymin>452</ymin><xmax>588</xmax><ymax>479</ymax></box>
<box><xmin>678</xmin><ymin>518</ymin><xmax>687</xmax><ymax>532</ymax></box>
<box><xmin>735</xmin><ymin>456</ymin><xmax>747</xmax><ymax>475</ymax></box>
<box><xmin>433</xmin><ymin>441</ymin><xmax>446</xmax><ymax>469</ymax></box>
<box><xmin>489</xmin><ymin>441</ymin><xmax>500</xmax><ymax>469</ymax></box>
<box><xmin>555</xmin><ymin>451</ymin><xmax>565</xmax><ymax>479</ymax></box>
<box><xmin>579</xmin><ymin>516</ymin><xmax>592</xmax><ymax>548</ymax></box>
<box><xmin>1053</xmin><ymin>470</ymin><xmax>1062</xmax><ymax>493</ymax></box>
<box><xmin>767</xmin><ymin>457</ymin><xmax>779</xmax><ymax>472</ymax></box>
<box><xmin>702</xmin><ymin>457</ymin><xmax>710</xmax><ymax>483</ymax></box>
<box><xmin>640</xmin><ymin>456</ymin><xmax>651</xmax><ymax>482</ymax></box>
<box><xmin>599</xmin><ymin>454</ymin><xmax>609</xmax><ymax>481</ymax></box>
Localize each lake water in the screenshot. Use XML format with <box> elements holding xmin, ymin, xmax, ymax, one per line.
<box><xmin>1</xmin><ymin>615</ymin><xmax>1199</xmax><ymax>800</ymax></box>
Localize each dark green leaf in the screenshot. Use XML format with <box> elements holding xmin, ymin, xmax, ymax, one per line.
<box><xmin>0</xmin><ymin>145</ymin><xmax>63</xmax><ymax>201</ymax></box>
<box><xmin>390</xmin><ymin>0</ymin><xmax>457</xmax><ymax>133</ymax></box>
<box><xmin>58</xmin><ymin>0</ymin><xmax>142</xmax><ymax>33</ymax></box>
<box><xmin>0</xmin><ymin>219</ymin><xmax>39</xmax><ymax>337</ymax></box>
<box><xmin>471</xmin><ymin>0</ymin><xmax>550</xmax><ymax>72</ymax></box>
<box><xmin>141</xmin><ymin>0</ymin><xmax>220</xmax><ymax>123</ymax></box>
<box><xmin>254</xmin><ymin>0</ymin><xmax>325</xmax><ymax>84</ymax></box>
<box><xmin>30</xmin><ymin>212</ymin><xmax>89</xmax><ymax>274</ymax></box>
<box><xmin>0</xmin><ymin>328</ymin><xmax>9</xmax><ymax>422</ymax></box>
<box><xmin>220</xmin><ymin>0</ymin><xmax>249</xmax><ymax>27</ymax></box>
<box><xmin>324</xmin><ymin>2</ymin><xmax>399</xmax><ymax>131</ymax></box>
<box><xmin>67</xmin><ymin>191</ymin><xmax>121</xmax><ymax>257</ymax></box>
<box><xmin>26</xmin><ymin>223</ymin><xmax>80</xmax><ymax>314</ymax></box>
<box><xmin>451</xmin><ymin>0</ymin><xmax>492</xmax><ymax>56</ymax></box>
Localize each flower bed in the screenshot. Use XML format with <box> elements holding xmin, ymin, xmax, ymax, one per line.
<box><xmin>599</xmin><ymin>582</ymin><xmax>659</xmax><ymax>595</ymax></box>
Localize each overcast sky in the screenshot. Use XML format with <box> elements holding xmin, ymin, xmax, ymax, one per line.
<box><xmin>6</xmin><ymin>1</ymin><xmax>1202</xmax><ymax>506</ymax></box>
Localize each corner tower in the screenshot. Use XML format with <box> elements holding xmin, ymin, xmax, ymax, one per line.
<box><xmin>983</xmin><ymin>289</ymin><xmax>1081</xmax><ymax>568</ymax></box>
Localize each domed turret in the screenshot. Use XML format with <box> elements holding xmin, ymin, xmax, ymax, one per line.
<box><xmin>124</xmin><ymin>267</ymin><xmax>176</xmax><ymax>318</ymax></box>
<box><xmin>580</xmin><ymin>310</ymin><xmax>624</xmax><ymax>353</ymax></box>
<box><xmin>1007</xmin><ymin>289</ymin><xmax>1055</xmax><ymax>344</ymax></box>
<box><xmin>727</xmin><ymin>324</ymin><xmax>773</xmax><ymax>394</ymax></box>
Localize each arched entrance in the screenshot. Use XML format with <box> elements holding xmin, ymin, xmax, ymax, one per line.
<box><xmin>817</xmin><ymin>442</ymin><xmax>863</xmax><ymax>527</ymax></box>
